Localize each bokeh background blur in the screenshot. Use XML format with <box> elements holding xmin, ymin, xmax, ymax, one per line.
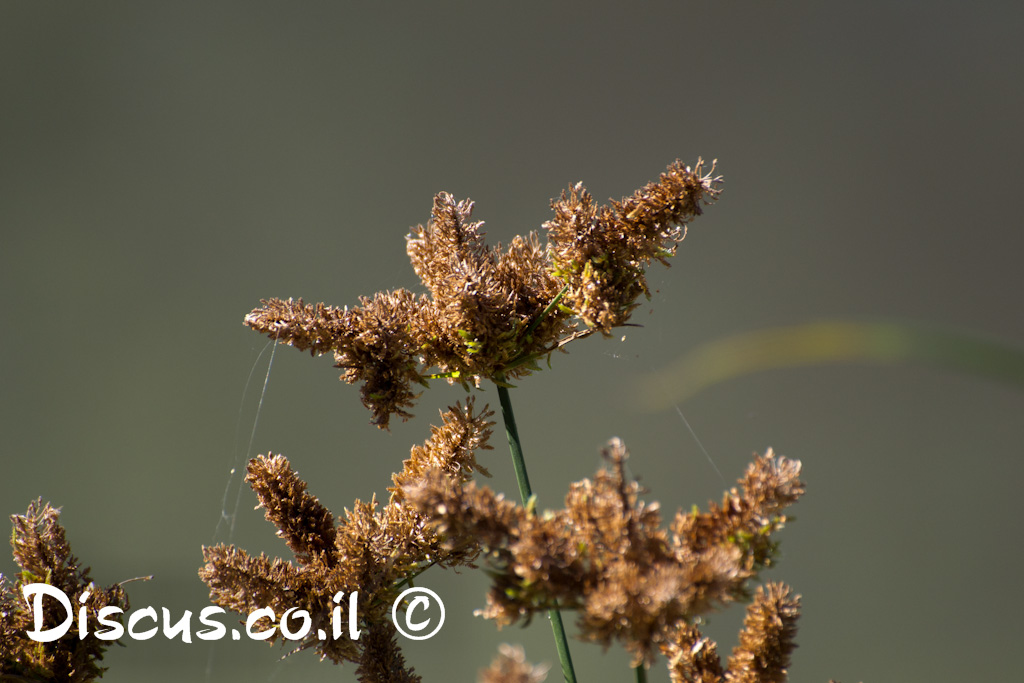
<box><xmin>3</xmin><ymin>2</ymin><xmax>1023</xmax><ymax>682</ymax></box>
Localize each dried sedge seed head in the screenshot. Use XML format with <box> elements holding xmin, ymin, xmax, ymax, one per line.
<box><xmin>198</xmin><ymin>545</ymin><xmax>310</xmax><ymax>624</ymax></box>
<box><xmin>408</xmin><ymin>192</ymin><xmax>567</xmax><ymax>384</ymax></box>
<box><xmin>2</xmin><ymin>500</ymin><xmax>131</xmax><ymax>683</ymax></box>
<box><xmin>354</xmin><ymin>621</ymin><xmax>422</xmax><ymax>683</ymax></box>
<box><xmin>414</xmin><ymin>441</ymin><xmax>802</xmax><ymax>671</ymax></box>
<box><xmin>333</xmin><ymin>289</ymin><xmax>428</xmax><ymax>429</ymax></box>
<box><xmin>478</xmin><ymin>644</ymin><xmax>550</xmax><ymax>683</ymax></box>
<box><xmin>10</xmin><ymin>499</ymin><xmax>77</xmax><ymax>594</ymax></box>
<box><xmin>199</xmin><ymin>404</ymin><xmax>493</xmax><ymax>673</ymax></box>
<box><xmin>661</xmin><ymin>622</ymin><xmax>726</xmax><ymax>683</ymax></box>
<box><xmin>242</xmin><ymin>297</ymin><xmax>348</xmax><ymax>355</ymax></box>
<box><xmin>244</xmin><ymin>159</ymin><xmax>721</xmax><ymax>426</ymax></box>
<box><xmin>200</xmin><ymin>477</ymin><xmax>404</xmax><ymax>667</ymax></box>
<box><xmin>563</xmin><ymin>438</ymin><xmax>667</xmax><ymax>563</ymax></box>
<box><xmin>244</xmin><ymin>290</ymin><xmax>427</xmax><ymax>429</ymax></box>
<box><xmin>672</xmin><ymin>449</ymin><xmax>804</xmax><ymax>574</ymax></box>
<box><xmin>546</xmin><ymin>159</ymin><xmax>722</xmax><ymax>333</ymax></box>
<box><xmin>390</xmin><ymin>397</ymin><xmax>494</xmax><ymax>504</ymax></box>
<box><xmin>724</xmin><ymin>583</ymin><xmax>801</xmax><ymax>683</ymax></box>
<box><xmin>580</xmin><ymin>561</ymin><xmax>689</xmax><ymax>665</ymax></box>
<box><xmin>246</xmin><ymin>453</ymin><xmax>339</xmax><ymax>566</ymax></box>
<box><xmin>0</xmin><ymin>574</ymin><xmax>29</xmax><ymax>666</ymax></box>
<box><xmin>405</xmin><ymin>470</ymin><xmax>527</xmax><ymax>561</ymax></box>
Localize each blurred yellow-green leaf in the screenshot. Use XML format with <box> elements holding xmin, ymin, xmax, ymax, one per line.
<box><xmin>635</xmin><ymin>320</ymin><xmax>1024</xmax><ymax>410</ymax></box>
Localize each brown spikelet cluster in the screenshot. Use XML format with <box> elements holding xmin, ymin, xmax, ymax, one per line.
<box><xmin>5</xmin><ymin>154</ymin><xmax>845</xmax><ymax>683</ymax></box>
<box><xmin>246</xmin><ymin>291</ymin><xmax>426</xmax><ymax>427</ymax></box>
<box><xmin>198</xmin><ymin>399</ymin><xmax>493</xmax><ymax>676</ymax></box>
<box><xmin>546</xmin><ymin>160</ymin><xmax>722</xmax><ymax>333</ymax></box>
<box><xmin>477</xmin><ymin>644</ymin><xmax>550</xmax><ymax>683</ymax></box>
<box><xmin>244</xmin><ymin>159</ymin><xmax>721</xmax><ymax>427</ymax></box>
<box><xmin>354</xmin><ymin>621</ymin><xmax>422</xmax><ymax>683</ymax></box>
<box><xmin>724</xmin><ymin>583</ymin><xmax>801</xmax><ymax>683</ymax></box>
<box><xmin>662</xmin><ymin>622</ymin><xmax>725</xmax><ymax>683</ymax></box>
<box><xmin>661</xmin><ymin>582</ymin><xmax>801</xmax><ymax>683</ymax></box>
<box><xmin>220</xmin><ymin>155</ymin><xmax>836</xmax><ymax>681</ymax></box>
<box><xmin>406</xmin><ymin>441</ymin><xmax>804</xmax><ymax>673</ymax></box>
<box><xmin>659</xmin><ymin>583</ymin><xmax>801</xmax><ymax>683</ymax></box>
<box><xmin>407</xmin><ymin>193</ymin><xmax>566</xmax><ymax>380</ymax></box>
<box><xmin>1</xmin><ymin>500</ymin><xmax>131</xmax><ymax>683</ymax></box>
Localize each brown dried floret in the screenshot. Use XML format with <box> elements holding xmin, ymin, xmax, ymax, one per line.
<box><xmin>408</xmin><ymin>442</ymin><xmax>802</xmax><ymax>669</ymax></box>
<box><xmin>242</xmin><ymin>296</ymin><xmax>349</xmax><ymax>355</ymax></box>
<box><xmin>724</xmin><ymin>583</ymin><xmax>801</xmax><ymax>683</ymax></box>
<box><xmin>245</xmin><ymin>453</ymin><xmax>338</xmax><ymax>565</ymax></box>
<box><xmin>2</xmin><ymin>500</ymin><xmax>131</xmax><ymax>683</ymax></box>
<box><xmin>332</xmin><ymin>289</ymin><xmax>429</xmax><ymax>429</ymax></box>
<box><xmin>672</xmin><ymin>449</ymin><xmax>804</xmax><ymax>575</ymax></box>
<box><xmin>662</xmin><ymin>622</ymin><xmax>726</xmax><ymax>683</ymax></box>
<box><xmin>478</xmin><ymin>644</ymin><xmax>550</xmax><ymax>683</ymax></box>
<box><xmin>546</xmin><ymin>159</ymin><xmax>722</xmax><ymax>333</ymax></box>
<box><xmin>416</xmin><ymin>470</ymin><xmax>525</xmax><ymax>549</ymax></box>
<box><xmin>245</xmin><ymin>290</ymin><xmax>427</xmax><ymax>429</ymax></box>
<box><xmin>201</xmin><ymin>462</ymin><xmax>408</xmax><ymax>668</ymax></box>
<box><xmin>653</xmin><ymin>581</ymin><xmax>802</xmax><ymax>683</ymax></box>
<box><xmin>354</xmin><ymin>621</ymin><xmax>422</xmax><ymax>683</ymax></box>
<box><xmin>199</xmin><ymin>402</ymin><xmax>493</xmax><ymax>674</ymax></box>
<box><xmin>390</xmin><ymin>397</ymin><xmax>494</xmax><ymax>504</ymax></box>
<box><xmin>0</xmin><ymin>575</ymin><xmax>30</xmax><ymax>668</ymax></box>
<box><xmin>408</xmin><ymin>192</ymin><xmax>568</xmax><ymax>383</ymax></box>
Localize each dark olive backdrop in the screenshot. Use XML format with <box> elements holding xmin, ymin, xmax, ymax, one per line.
<box><xmin>3</xmin><ymin>3</ymin><xmax>1023</xmax><ymax>682</ymax></box>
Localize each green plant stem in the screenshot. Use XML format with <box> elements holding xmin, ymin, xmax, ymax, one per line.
<box><xmin>496</xmin><ymin>383</ymin><xmax>534</xmax><ymax>503</ymax></box>
<box><xmin>634</xmin><ymin>664</ymin><xmax>646</xmax><ymax>683</ymax></box>
<box><xmin>496</xmin><ymin>381</ymin><xmax>578</xmax><ymax>683</ymax></box>
<box><xmin>523</xmin><ymin>283</ymin><xmax>569</xmax><ymax>340</ymax></box>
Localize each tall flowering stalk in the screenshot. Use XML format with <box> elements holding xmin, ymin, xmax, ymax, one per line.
<box><xmin>199</xmin><ymin>158</ymin><xmax>828</xmax><ymax>682</ymax></box>
<box><xmin>0</xmin><ymin>159</ymin><xmax>846</xmax><ymax>683</ymax></box>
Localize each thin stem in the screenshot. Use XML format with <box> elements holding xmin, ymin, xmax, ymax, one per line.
<box><xmin>634</xmin><ymin>664</ymin><xmax>647</xmax><ymax>683</ymax></box>
<box><xmin>549</xmin><ymin>609</ymin><xmax>578</xmax><ymax>683</ymax></box>
<box><xmin>496</xmin><ymin>382</ymin><xmax>533</xmax><ymax>503</ymax></box>
<box><xmin>391</xmin><ymin>559</ymin><xmax>439</xmax><ymax>592</ymax></box>
<box><xmin>523</xmin><ymin>283</ymin><xmax>569</xmax><ymax>340</ymax></box>
<box><xmin>496</xmin><ymin>380</ymin><xmax>578</xmax><ymax>683</ymax></box>
<box><xmin>499</xmin><ymin>327</ymin><xmax>596</xmax><ymax>378</ymax></box>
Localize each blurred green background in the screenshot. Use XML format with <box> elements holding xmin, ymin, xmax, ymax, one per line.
<box><xmin>3</xmin><ymin>2</ymin><xmax>1023</xmax><ymax>682</ymax></box>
